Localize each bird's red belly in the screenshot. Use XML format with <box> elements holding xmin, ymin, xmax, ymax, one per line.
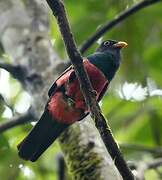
<box><xmin>48</xmin><ymin>92</ymin><xmax>84</xmax><ymax>124</ymax></box>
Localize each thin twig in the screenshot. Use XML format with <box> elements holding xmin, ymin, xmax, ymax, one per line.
<box><xmin>0</xmin><ymin>109</ymin><xmax>35</xmax><ymax>133</ymax></box>
<box><xmin>149</xmin><ymin>110</ymin><xmax>162</xmax><ymax>146</ymax></box>
<box><xmin>46</xmin><ymin>0</ymin><xmax>134</xmax><ymax>179</ymax></box>
<box><xmin>120</xmin><ymin>143</ymin><xmax>162</xmax><ymax>156</ymax></box>
<box><xmin>147</xmin><ymin>158</ymin><xmax>162</xmax><ymax>170</ymax></box>
<box><xmin>80</xmin><ymin>0</ymin><xmax>161</xmax><ymax>54</ymax></box>
<box><xmin>136</xmin><ymin>158</ymin><xmax>162</xmax><ymax>180</ymax></box>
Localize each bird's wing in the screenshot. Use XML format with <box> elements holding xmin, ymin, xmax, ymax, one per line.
<box><xmin>48</xmin><ymin>65</ymin><xmax>73</xmax><ymax>97</ymax></box>
<box><xmin>97</xmin><ymin>81</ymin><xmax>108</xmax><ymax>102</ymax></box>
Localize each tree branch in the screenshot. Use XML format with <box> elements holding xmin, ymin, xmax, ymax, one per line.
<box><xmin>0</xmin><ymin>59</ymin><xmax>27</xmax><ymax>83</ymax></box>
<box><xmin>80</xmin><ymin>0</ymin><xmax>161</xmax><ymax>54</ymax></box>
<box><xmin>46</xmin><ymin>0</ymin><xmax>134</xmax><ymax>179</ymax></box>
<box><xmin>0</xmin><ymin>108</ymin><xmax>35</xmax><ymax>133</ymax></box>
<box><xmin>146</xmin><ymin>158</ymin><xmax>162</xmax><ymax>170</ymax></box>
<box><xmin>136</xmin><ymin>158</ymin><xmax>162</xmax><ymax>180</ymax></box>
<box><xmin>121</xmin><ymin>143</ymin><xmax>162</xmax><ymax>156</ymax></box>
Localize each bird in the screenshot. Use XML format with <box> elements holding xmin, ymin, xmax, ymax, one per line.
<box><xmin>17</xmin><ymin>40</ymin><xmax>127</xmax><ymax>162</ymax></box>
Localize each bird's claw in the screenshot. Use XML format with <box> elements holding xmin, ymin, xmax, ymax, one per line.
<box><xmin>67</xmin><ymin>97</ymin><xmax>75</xmax><ymax>107</ymax></box>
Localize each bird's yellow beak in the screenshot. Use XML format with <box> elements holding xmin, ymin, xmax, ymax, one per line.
<box><xmin>113</xmin><ymin>41</ymin><xmax>128</xmax><ymax>48</ymax></box>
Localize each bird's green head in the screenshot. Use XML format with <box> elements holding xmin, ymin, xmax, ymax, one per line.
<box><xmin>88</xmin><ymin>40</ymin><xmax>128</xmax><ymax>81</ymax></box>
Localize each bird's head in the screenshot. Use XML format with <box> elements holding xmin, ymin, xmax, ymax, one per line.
<box><xmin>96</xmin><ymin>39</ymin><xmax>128</xmax><ymax>54</ymax></box>
<box><xmin>96</xmin><ymin>39</ymin><xmax>127</xmax><ymax>67</ymax></box>
<box><xmin>96</xmin><ymin>39</ymin><xmax>127</xmax><ymax>65</ymax></box>
<box><xmin>88</xmin><ymin>40</ymin><xmax>128</xmax><ymax>81</ymax></box>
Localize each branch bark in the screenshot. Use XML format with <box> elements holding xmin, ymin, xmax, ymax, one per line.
<box><xmin>0</xmin><ymin>110</ymin><xmax>34</xmax><ymax>133</ymax></box>
<box><xmin>80</xmin><ymin>0</ymin><xmax>161</xmax><ymax>54</ymax></box>
<box><xmin>46</xmin><ymin>0</ymin><xmax>134</xmax><ymax>179</ymax></box>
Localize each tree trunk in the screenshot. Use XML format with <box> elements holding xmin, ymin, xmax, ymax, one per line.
<box><xmin>0</xmin><ymin>0</ymin><xmax>121</xmax><ymax>179</ymax></box>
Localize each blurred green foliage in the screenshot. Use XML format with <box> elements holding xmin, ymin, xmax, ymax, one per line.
<box><xmin>0</xmin><ymin>0</ymin><xmax>162</xmax><ymax>179</ymax></box>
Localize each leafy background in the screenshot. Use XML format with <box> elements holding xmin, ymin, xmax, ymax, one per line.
<box><xmin>0</xmin><ymin>0</ymin><xmax>162</xmax><ymax>179</ymax></box>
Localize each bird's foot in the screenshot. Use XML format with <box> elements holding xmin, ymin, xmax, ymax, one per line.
<box><xmin>67</xmin><ymin>97</ymin><xmax>75</xmax><ymax>107</ymax></box>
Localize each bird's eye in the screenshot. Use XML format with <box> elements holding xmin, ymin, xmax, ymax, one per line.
<box><xmin>104</xmin><ymin>41</ymin><xmax>110</xmax><ymax>46</ymax></box>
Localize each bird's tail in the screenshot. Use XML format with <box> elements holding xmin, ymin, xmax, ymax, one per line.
<box><xmin>17</xmin><ymin>110</ymin><xmax>69</xmax><ymax>162</ymax></box>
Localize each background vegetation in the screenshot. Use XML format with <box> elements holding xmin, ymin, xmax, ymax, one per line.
<box><xmin>0</xmin><ymin>0</ymin><xmax>162</xmax><ymax>179</ymax></box>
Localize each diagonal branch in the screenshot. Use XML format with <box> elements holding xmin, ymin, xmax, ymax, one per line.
<box><xmin>0</xmin><ymin>59</ymin><xmax>27</xmax><ymax>83</ymax></box>
<box><xmin>80</xmin><ymin>0</ymin><xmax>161</xmax><ymax>54</ymax></box>
<box><xmin>0</xmin><ymin>108</ymin><xmax>35</xmax><ymax>133</ymax></box>
<box><xmin>46</xmin><ymin>0</ymin><xmax>134</xmax><ymax>179</ymax></box>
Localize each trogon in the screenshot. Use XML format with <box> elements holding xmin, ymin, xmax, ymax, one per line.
<box><xmin>17</xmin><ymin>40</ymin><xmax>127</xmax><ymax>162</ymax></box>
